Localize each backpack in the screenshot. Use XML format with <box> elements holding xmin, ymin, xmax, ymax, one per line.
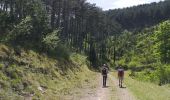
<box><xmin>102</xmin><ymin>68</ymin><xmax>107</xmax><ymax>75</ymax></box>
<box><xmin>118</xmin><ymin>69</ymin><xmax>124</xmax><ymax>77</ymax></box>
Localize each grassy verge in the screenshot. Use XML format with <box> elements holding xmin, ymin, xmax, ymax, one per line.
<box><xmin>124</xmin><ymin>71</ymin><xmax>170</xmax><ymax>100</ymax></box>
<box><xmin>0</xmin><ymin>44</ymin><xmax>96</xmax><ymax>99</ymax></box>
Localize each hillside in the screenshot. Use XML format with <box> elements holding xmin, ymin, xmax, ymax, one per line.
<box><xmin>112</xmin><ymin>71</ymin><xmax>170</xmax><ymax>100</ymax></box>
<box><xmin>0</xmin><ymin>0</ymin><xmax>170</xmax><ymax>99</ymax></box>
<box><xmin>116</xmin><ymin>20</ymin><xmax>170</xmax><ymax>85</ymax></box>
<box><xmin>0</xmin><ymin>44</ymin><xmax>95</xmax><ymax>99</ymax></box>
<box><xmin>106</xmin><ymin>0</ymin><xmax>170</xmax><ymax>31</ymax></box>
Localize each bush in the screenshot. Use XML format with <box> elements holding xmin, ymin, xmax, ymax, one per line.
<box><xmin>0</xmin><ymin>11</ymin><xmax>13</xmax><ymax>34</ymax></box>
<box><xmin>128</xmin><ymin>60</ymin><xmax>141</xmax><ymax>77</ymax></box>
<box><xmin>0</xmin><ymin>79</ymin><xmax>9</xmax><ymax>89</ymax></box>
<box><xmin>158</xmin><ymin>65</ymin><xmax>170</xmax><ymax>85</ymax></box>
<box><xmin>118</xmin><ymin>58</ymin><xmax>126</xmax><ymax>66</ymax></box>
<box><xmin>0</xmin><ymin>63</ymin><xmax>3</xmax><ymax>70</ymax></box>
<box><xmin>128</xmin><ymin>61</ymin><xmax>138</xmax><ymax>69</ymax></box>
<box><xmin>43</xmin><ymin>30</ymin><xmax>60</xmax><ymax>49</ymax></box>
<box><xmin>11</xmin><ymin>79</ymin><xmax>24</xmax><ymax>92</ymax></box>
<box><xmin>55</xmin><ymin>44</ymin><xmax>70</xmax><ymax>60</ymax></box>
<box><xmin>149</xmin><ymin>71</ymin><xmax>160</xmax><ymax>83</ymax></box>
<box><xmin>5</xmin><ymin>64</ymin><xmax>23</xmax><ymax>79</ymax></box>
<box><xmin>6</xmin><ymin>16</ymin><xmax>33</xmax><ymax>44</ymax></box>
<box><xmin>42</xmin><ymin>30</ymin><xmax>70</xmax><ymax>60</ymax></box>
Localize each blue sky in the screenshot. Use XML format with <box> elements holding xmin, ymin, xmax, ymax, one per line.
<box><xmin>87</xmin><ymin>0</ymin><xmax>164</xmax><ymax>10</ymax></box>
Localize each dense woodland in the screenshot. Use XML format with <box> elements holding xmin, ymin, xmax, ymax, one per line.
<box><xmin>0</xmin><ymin>0</ymin><xmax>170</xmax><ymax>85</ymax></box>
<box><xmin>0</xmin><ymin>0</ymin><xmax>121</xmax><ymax>67</ymax></box>
<box><xmin>107</xmin><ymin>0</ymin><xmax>170</xmax><ymax>31</ymax></box>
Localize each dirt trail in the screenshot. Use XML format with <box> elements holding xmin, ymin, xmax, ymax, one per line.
<box><xmin>91</xmin><ymin>75</ymin><xmax>115</xmax><ymax>100</ymax></box>
<box><xmin>109</xmin><ymin>74</ymin><xmax>136</xmax><ymax>100</ymax></box>
<box><xmin>62</xmin><ymin>73</ymin><xmax>136</xmax><ymax>100</ymax></box>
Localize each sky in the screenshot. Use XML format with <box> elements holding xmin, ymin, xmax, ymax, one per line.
<box><xmin>87</xmin><ymin>0</ymin><xmax>164</xmax><ymax>10</ymax></box>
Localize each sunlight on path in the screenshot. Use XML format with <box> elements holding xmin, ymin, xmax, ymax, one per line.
<box><xmin>109</xmin><ymin>74</ymin><xmax>136</xmax><ymax>100</ymax></box>
<box><xmin>62</xmin><ymin>73</ymin><xmax>136</xmax><ymax>100</ymax></box>
<box><xmin>96</xmin><ymin>83</ymin><xmax>109</xmax><ymax>100</ymax></box>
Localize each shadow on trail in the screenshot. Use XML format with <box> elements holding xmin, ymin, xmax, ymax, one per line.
<box><xmin>102</xmin><ymin>86</ymin><xmax>110</xmax><ymax>88</ymax></box>
<box><xmin>119</xmin><ymin>86</ymin><xmax>126</xmax><ymax>88</ymax></box>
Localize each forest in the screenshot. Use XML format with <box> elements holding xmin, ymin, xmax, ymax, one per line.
<box><xmin>0</xmin><ymin>0</ymin><xmax>170</xmax><ymax>99</ymax></box>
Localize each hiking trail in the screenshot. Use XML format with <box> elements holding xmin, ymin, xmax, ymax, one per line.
<box><xmin>62</xmin><ymin>72</ymin><xmax>136</xmax><ymax>100</ymax></box>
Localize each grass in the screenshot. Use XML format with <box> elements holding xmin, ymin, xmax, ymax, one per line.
<box><xmin>0</xmin><ymin>44</ymin><xmax>96</xmax><ymax>99</ymax></box>
<box><xmin>122</xmin><ymin>71</ymin><xmax>170</xmax><ymax>100</ymax></box>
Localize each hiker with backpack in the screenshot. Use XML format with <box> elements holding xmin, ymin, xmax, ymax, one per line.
<box><xmin>101</xmin><ymin>64</ymin><xmax>109</xmax><ymax>87</ymax></box>
<box><xmin>117</xmin><ymin>66</ymin><xmax>124</xmax><ymax>88</ymax></box>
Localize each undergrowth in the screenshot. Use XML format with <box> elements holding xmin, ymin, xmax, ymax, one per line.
<box><xmin>0</xmin><ymin>44</ymin><xmax>95</xmax><ymax>99</ymax></box>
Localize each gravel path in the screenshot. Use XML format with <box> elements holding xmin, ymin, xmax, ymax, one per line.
<box><xmin>61</xmin><ymin>73</ymin><xmax>136</xmax><ymax>100</ymax></box>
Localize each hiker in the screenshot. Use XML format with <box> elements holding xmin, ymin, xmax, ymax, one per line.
<box><xmin>101</xmin><ymin>64</ymin><xmax>109</xmax><ymax>87</ymax></box>
<box><xmin>117</xmin><ymin>66</ymin><xmax>124</xmax><ymax>88</ymax></box>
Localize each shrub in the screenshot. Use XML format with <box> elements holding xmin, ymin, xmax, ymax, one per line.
<box><xmin>0</xmin><ymin>79</ymin><xmax>9</xmax><ymax>89</ymax></box>
<box><xmin>55</xmin><ymin>44</ymin><xmax>70</xmax><ymax>60</ymax></box>
<box><xmin>43</xmin><ymin>30</ymin><xmax>60</xmax><ymax>49</ymax></box>
<box><xmin>42</xmin><ymin>30</ymin><xmax>70</xmax><ymax>60</ymax></box>
<box><xmin>0</xmin><ymin>63</ymin><xmax>3</xmax><ymax>70</ymax></box>
<box><xmin>149</xmin><ymin>71</ymin><xmax>160</xmax><ymax>83</ymax></box>
<box><xmin>118</xmin><ymin>59</ymin><xmax>126</xmax><ymax>66</ymax></box>
<box><xmin>128</xmin><ymin>61</ymin><xmax>138</xmax><ymax>69</ymax></box>
<box><xmin>6</xmin><ymin>16</ymin><xmax>33</xmax><ymax>44</ymax></box>
<box><xmin>0</xmin><ymin>11</ymin><xmax>13</xmax><ymax>34</ymax></box>
<box><xmin>5</xmin><ymin>64</ymin><xmax>23</xmax><ymax>79</ymax></box>
<box><xmin>157</xmin><ymin>65</ymin><xmax>170</xmax><ymax>85</ymax></box>
<box><xmin>11</xmin><ymin>79</ymin><xmax>24</xmax><ymax>92</ymax></box>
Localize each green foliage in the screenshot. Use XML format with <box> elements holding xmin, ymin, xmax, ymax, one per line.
<box><xmin>124</xmin><ymin>72</ymin><xmax>170</xmax><ymax>100</ymax></box>
<box><xmin>43</xmin><ymin>30</ymin><xmax>60</xmax><ymax>49</ymax></box>
<box><xmin>128</xmin><ymin>61</ymin><xmax>139</xmax><ymax>69</ymax></box>
<box><xmin>117</xmin><ymin>59</ymin><xmax>126</xmax><ymax>66</ymax></box>
<box><xmin>117</xmin><ymin>20</ymin><xmax>170</xmax><ymax>85</ymax></box>
<box><xmin>0</xmin><ymin>11</ymin><xmax>12</xmax><ymax>33</ymax></box>
<box><xmin>133</xmin><ymin>64</ymin><xmax>170</xmax><ymax>85</ymax></box>
<box><xmin>155</xmin><ymin>20</ymin><xmax>170</xmax><ymax>63</ymax></box>
<box><xmin>42</xmin><ymin>29</ymin><xmax>70</xmax><ymax>60</ymax></box>
<box><xmin>7</xmin><ymin>16</ymin><xmax>33</xmax><ymax>44</ymax></box>
<box><xmin>5</xmin><ymin>64</ymin><xmax>23</xmax><ymax>79</ymax></box>
<box><xmin>55</xmin><ymin>44</ymin><xmax>70</xmax><ymax>60</ymax></box>
<box><xmin>1</xmin><ymin>0</ymin><xmax>48</xmax><ymax>48</ymax></box>
<box><xmin>0</xmin><ymin>63</ymin><xmax>3</xmax><ymax>70</ymax></box>
<box><xmin>28</xmin><ymin>0</ymin><xmax>49</xmax><ymax>40</ymax></box>
<box><xmin>107</xmin><ymin>0</ymin><xmax>170</xmax><ymax>30</ymax></box>
<box><xmin>11</xmin><ymin>79</ymin><xmax>24</xmax><ymax>92</ymax></box>
<box><xmin>88</xmin><ymin>42</ymin><xmax>98</xmax><ymax>67</ymax></box>
<box><xmin>157</xmin><ymin>65</ymin><xmax>170</xmax><ymax>85</ymax></box>
<box><xmin>0</xmin><ymin>43</ymin><xmax>95</xmax><ymax>99</ymax></box>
